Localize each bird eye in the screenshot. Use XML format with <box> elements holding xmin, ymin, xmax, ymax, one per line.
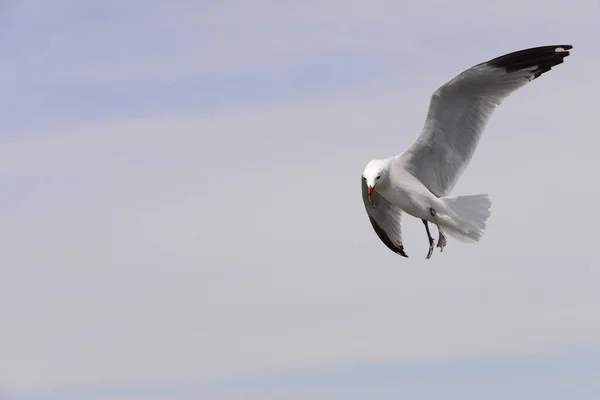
<box><xmin>376</xmin><ymin>174</ymin><xmax>381</xmax><ymax>179</ymax></box>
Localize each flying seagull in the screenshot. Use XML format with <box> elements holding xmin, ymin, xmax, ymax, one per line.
<box><xmin>361</xmin><ymin>45</ymin><xmax>572</xmax><ymax>259</ymax></box>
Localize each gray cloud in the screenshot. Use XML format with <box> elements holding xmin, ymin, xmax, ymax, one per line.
<box><xmin>1</xmin><ymin>0</ymin><xmax>599</xmax><ymax>395</ymax></box>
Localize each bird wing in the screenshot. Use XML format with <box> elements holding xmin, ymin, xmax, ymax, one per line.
<box><xmin>398</xmin><ymin>45</ymin><xmax>572</xmax><ymax>197</ymax></box>
<box><xmin>361</xmin><ymin>177</ymin><xmax>408</xmax><ymax>257</ymax></box>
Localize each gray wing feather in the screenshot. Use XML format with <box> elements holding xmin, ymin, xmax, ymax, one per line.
<box><xmin>399</xmin><ymin>45</ymin><xmax>572</xmax><ymax>197</ymax></box>
<box><xmin>361</xmin><ymin>177</ymin><xmax>408</xmax><ymax>257</ymax></box>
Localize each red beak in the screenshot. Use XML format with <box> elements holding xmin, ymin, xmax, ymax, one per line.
<box><xmin>368</xmin><ymin>185</ymin><xmax>373</xmax><ymax>194</ymax></box>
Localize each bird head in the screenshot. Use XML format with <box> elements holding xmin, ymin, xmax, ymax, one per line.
<box><xmin>362</xmin><ymin>159</ymin><xmax>388</xmax><ymax>199</ymax></box>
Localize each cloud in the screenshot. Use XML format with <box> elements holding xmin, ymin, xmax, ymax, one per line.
<box><xmin>3</xmin><ymin>0</ymin><xmax>598</xmax><ymax>87</ymax></box>
<box><xmin>2</xmin><ymin>74</ymin><xmax>600</xmax><ymax>392</ymax></box>
<box><xmin>9</xmin><ymin>351</ymin><xmax>600</xmax><ymax>399</ymax></box>
<box><xmin>1</xmin><ymin>0</ymin><xmax>600</xmax><ymax>396</ymax></box>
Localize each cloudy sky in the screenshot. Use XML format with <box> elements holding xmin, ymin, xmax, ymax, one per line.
<box><xmin>1</xmin><ymin>1</ymin><xmax>600</xmax><ymax>399</ymax></box>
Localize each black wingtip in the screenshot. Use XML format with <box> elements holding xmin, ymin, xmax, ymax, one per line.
<box><xmin>368</xmin><ymin>216</ymin><xmax>409</xmax><ymax>258</ymax></box>
<box><xmin>486</xmin><ymin>45</ymin><xmax>573</xmax><ymax>80</ymax></box>
<box><xmin>397</xmin><ymin>244</ymin><xmax>408</xmax><ymax>258</ymax></box>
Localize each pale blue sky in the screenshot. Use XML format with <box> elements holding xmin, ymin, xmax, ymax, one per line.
<box><xmin>2</xmin><ymin>1</ymin><xmax>600</xmax><ymax>399</ymax></box>
<box><xmin>12</xmin><ymin>351</ymin><xmax>600</xmax><ymax>399</ymax></box>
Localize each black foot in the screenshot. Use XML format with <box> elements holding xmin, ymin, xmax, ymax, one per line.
<box><xmin>437</xmin><ymin>229</ymin><xmax>447</xmax><ymax>252</ymax></box>
<box><xmin>426</xmin><ymin>242</ymin><xmax>434</xmax><ymax>259</ymax></box>
<box><xmin>422</xmin><ymin>219</ymin><xmax>435</xmax><ymax>259</ymax></box>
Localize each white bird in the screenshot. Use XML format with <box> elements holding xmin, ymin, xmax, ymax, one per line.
<box><xmin>361</xmin><ymin>45</ymin><xmax>572</xmax><ymax>259</ymax></box>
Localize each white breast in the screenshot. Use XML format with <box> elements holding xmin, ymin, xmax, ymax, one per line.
<box><xmin>382</xmin><ymin>166</ymin><xmax>438</xmax><ymax>220</ymax></box>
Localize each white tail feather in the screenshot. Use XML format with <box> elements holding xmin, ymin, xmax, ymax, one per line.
<box><xmin>441</xmin><ymin>194</ymin><xmax>491</xmax><ymax>243</ymax></box>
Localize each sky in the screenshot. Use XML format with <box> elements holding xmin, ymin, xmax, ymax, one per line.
<box><xmin>1</xmin><ymin>1</ymin><xmax>600</xmax><ymax>399</ymax></box>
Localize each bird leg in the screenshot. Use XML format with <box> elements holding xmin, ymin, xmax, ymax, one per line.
<box><xmin>422</xmin><ymin>219</ymin><xmax>435</xmax><ymax>259</ymax></box>
<box><xmin>430</xmin><ymin>208</ymin><xmax>447</xmax><ymax>253</ymax></box>
<box><xmin>436</xmin><ymin>229</ymin><xmax>447</xmax><ymax>252</ymax></box>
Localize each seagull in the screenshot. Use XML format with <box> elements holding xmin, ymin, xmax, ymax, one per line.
<box><xmin>361</xmin><ymin>45</ymin><xmax>572</xmax><ymax>259</ymax></box>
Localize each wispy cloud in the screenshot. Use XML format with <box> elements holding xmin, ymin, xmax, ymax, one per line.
<box><xmin>10</xmin><ymin>350</ymin><xmax>600</xmax><ymax>399</ymax></box>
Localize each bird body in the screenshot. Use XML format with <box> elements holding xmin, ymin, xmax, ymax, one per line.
<box><xmin>367</xmin><ymin>158</ymin><xmax>440</xmax><ymax>221</ymax></box>
<box><xmin>361</xmin><ymin>45</ymin><xmax>572</xmax><ymax>259</ymax></box>
<box><xmin>368</xmin><ymin>156</ymin><xmax>490</xmax><ymax>241</ymax></box>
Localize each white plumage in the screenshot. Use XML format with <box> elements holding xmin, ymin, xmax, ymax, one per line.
<box><xmin>361</xmin><ymin>45</ymin><xmax>573</xmax><ymax>259</ymax></box>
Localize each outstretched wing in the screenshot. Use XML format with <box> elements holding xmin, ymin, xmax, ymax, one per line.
<box><xmin>399</xmin><ymin>45</ymin><xmax>572</xmax><ymax>197</ymax></box>
<box><xmin>361</xmin><ymin>177</ymin><xmax>408</xmax><ymax>257</ymax></box>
